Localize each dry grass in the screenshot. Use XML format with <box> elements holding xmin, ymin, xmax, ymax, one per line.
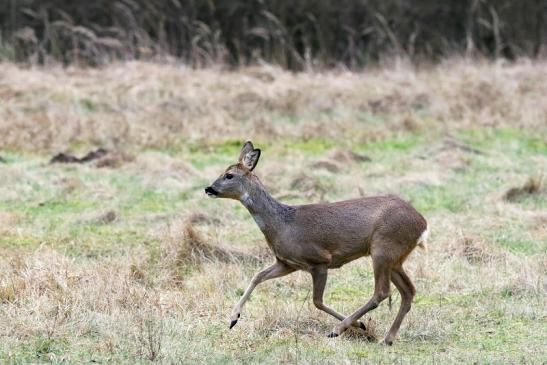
<box><xmin>0</xmin><ymin>59</ymin><xmax>546</xmax><ymax>152</ymax></box>
<box><xmin>161</xmin><ymin>220</ymin><xmax>267</xmax><ymax>279</ymax></box>
<box><xmin>0</xmin><ymin>59</ymin><xmax>546</xmax><ymax>364</ymax></box>
<box><xmin>0</xmin><ymin>215</ymin><xmax>544</xmax><ymax>363</ymax></box>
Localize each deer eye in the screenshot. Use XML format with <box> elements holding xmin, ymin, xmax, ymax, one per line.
<box><xmin>225</xmin><ymin>173</ymin><xmax>234</xmax><ymax>180</ymax></box>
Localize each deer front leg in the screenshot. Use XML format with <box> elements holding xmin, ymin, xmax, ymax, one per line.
<box><xmin>310</xmin><ymin>265</ymin><xmax>367</xmax><ymax>332</ymax></box>
<box><xmin>229</xmin><ymin>260</ymin><xmax>296</xmax><ymax>329</ymax></box>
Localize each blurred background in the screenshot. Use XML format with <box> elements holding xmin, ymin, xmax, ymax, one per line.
<box><xmin>1</xmin><ymin>0</ymin><xmax>545</xmax><ymax>68</ymax></box>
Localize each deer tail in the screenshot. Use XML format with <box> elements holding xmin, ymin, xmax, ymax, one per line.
<box><xmin>417</xmin><ymin>226</ymin><xmax>429</xmax><ymax>252</ymax></box>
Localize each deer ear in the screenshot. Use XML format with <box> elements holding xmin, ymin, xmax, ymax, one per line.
<box><xmin>238</xmin><ymin>141</ymin><xmax>255</xmax><ymax>162</ymax></box>
<box><xmin>243</xmin><ymin>148</ymin><xmax>261</xmax><ymax>171</ymax></box>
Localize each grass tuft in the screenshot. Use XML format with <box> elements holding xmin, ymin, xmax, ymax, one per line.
<box><xmin>504</xmin><ymin>176</ymin><xmax>544</xmax><ymax>202</ymax></box>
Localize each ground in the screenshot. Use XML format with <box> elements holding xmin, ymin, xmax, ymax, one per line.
<box><xmin>0</xmin><ymin>59</ymin><xmax>545</xmax><ymax>364</ymax></box>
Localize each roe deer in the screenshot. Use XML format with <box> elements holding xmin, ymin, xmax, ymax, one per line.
<box><xmin>205</xmin><ymin>141</ymin><xmax>428</xmax><ymax>345</ymax></box>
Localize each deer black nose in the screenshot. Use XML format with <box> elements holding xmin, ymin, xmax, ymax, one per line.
<box><xmin>205</xmin><ymin>186</ymin><xmax>218</xmax><ymax>196</ymax></box>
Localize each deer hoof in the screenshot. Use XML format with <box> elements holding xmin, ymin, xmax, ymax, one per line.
<box><xmin>380</xmin><ymin>338</ymin><xmax>393</xmax><ymax>346</ymax></box>
<box><xmin>229</xmin><ymin>313</ymin><xmax>240</xmax><ymax>329</ymax></box>
<box><xmin>358</xmin><ymin>321</ymin><xmax>366</xmax><ymax>331</ymax></box>
<box><xmin>327</xmin><ymin>332</ymin><xmax>339</xmax><ymax>338</ymax></box>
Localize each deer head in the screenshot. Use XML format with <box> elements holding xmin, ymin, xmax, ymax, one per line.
<box><xmin>204</xmin><ymin>141</ymin><xmax>261</xmax><ymax>200</ymax></box>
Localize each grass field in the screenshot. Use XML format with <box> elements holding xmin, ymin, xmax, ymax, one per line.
<box><xmin>0</xmin><ymin>59</ymin><xmax>546</xmax><ymax>364</ymax></box>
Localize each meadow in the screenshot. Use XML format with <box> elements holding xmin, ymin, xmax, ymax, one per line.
<box><xmin>0</xmin><ymin>59</ymin><xmax>545</xmax><ymax>364</ymax></box>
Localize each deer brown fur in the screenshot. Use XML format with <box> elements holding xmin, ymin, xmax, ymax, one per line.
<box><xmin>205</xmin><ymin>141</ymin><xmax>428</xmax><ymax>345</ymax></box>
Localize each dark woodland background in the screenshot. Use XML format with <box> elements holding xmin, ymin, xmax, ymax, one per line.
<box><xmin>1</xmin><ymin>0</ymin><xmax>546</xmax><ymax>69</ymax></box>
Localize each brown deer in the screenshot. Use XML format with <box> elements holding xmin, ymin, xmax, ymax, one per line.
<box><xmin>205</xmin><ymin>141</ymin><xmax>428</xmax><ymax>345</ymax></box>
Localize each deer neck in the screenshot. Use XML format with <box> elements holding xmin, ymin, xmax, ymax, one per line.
<box><xmin>239</xmin><ymin>181</ymin><xmax>293</xmax><ymax>241</ymax></box>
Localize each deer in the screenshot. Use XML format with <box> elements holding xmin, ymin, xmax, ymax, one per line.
<box><xmin>204</xmin><ymin>141</ymin><xmax>428</xmax><ymax>345</ymax></box>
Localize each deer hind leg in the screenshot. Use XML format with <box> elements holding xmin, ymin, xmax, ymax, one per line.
<box><xmin>382</xmin><ymin>266</ymin><xmax>416</xmax><ymax>345</ymax></box>
<box><xmin>327</xmin><ymin>256</ymin><xmax>391</xmax><ymax>338</ymax></box>
<box><xmin>229</xmin><ymin>260</ymin><xmax>296</xmax><ymax>329</ymax></box>
<box><xmin>310</xmin><ymin>265</ymin><xmax>367</xmax><ymax>332</ymax></box>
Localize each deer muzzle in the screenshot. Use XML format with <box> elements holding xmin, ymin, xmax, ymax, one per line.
<box><xmin>205</xmin><ymin>186</ymin><xmax>219</xmax><ymax>198</ymax></box>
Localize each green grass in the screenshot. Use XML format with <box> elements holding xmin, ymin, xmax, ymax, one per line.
<box><xmin>490</xmin><ymin>225</ymin><xmax>545</xmax><ymax>255</ymax></box>
<box><xmin>1</xmin><ymin>129</ymin><xmax>545</xmax><ymax>364</ymax></box>
<box><xmin>459</xmin><ymin>127</ymin><xmax>547</xmax><ymax>156</ymax></box>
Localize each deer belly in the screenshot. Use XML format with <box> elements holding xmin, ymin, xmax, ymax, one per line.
<box><xmin>328</xmin><ymin>244</ymin><xmax>369</xmax><ymax>268</ymax></box>
<box><xmin>276</xmin><ymin>255</ymin><xmax>309</xmax><ymax>269</ymax></box>
<box><xmin>273</xmin><ymin>244</ymin><xmax>331</xmax><ymax>270</ymax></box>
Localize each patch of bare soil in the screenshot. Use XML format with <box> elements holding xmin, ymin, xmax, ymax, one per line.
<box><xmin>50</xmin><ymin>148</ymin><xmax>133</xmax><ymax>168</ymax></box>
<box><xmin>50</xmin><ymin>148</ymin><xmax>108</xmax><ymax>163</ymax></box>
<box><xmin>309</xmin><ymin>160</ymin><xmax>340</xmax><ymax>173</ymax></box>
<box><xmin>330</xmin><ymin>149</ymin><xmax>371</xmax><ymax>164</ymax></box>
<box><xmin>96</xmin><ymin>210</ymin><xmax>117</xmax><ymax>224</ymax></box>
<box><xmin>504</xmin><ymin>176</ymin><xmax>544</xmax><ymax>202</ymax></box>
